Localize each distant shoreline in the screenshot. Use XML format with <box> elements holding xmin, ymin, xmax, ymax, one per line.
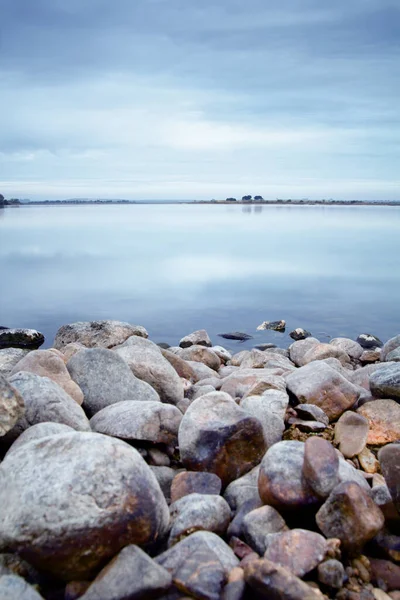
<box><xmin>3</xmin><ymin>199</ymin><xmax>400</xmax><ymax>207</ymax></box>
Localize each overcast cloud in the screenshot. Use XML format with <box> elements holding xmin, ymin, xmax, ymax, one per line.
<box><xmin>1</xmin><ymin>0</ymin><xmax>399</xmax><ymax>200</ymax></box>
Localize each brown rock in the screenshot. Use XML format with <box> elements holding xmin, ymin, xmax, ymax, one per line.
<box><xmin>161</xmin><ymin>349</ymin><xmax>199</xmax><ymax>383</ymax></box>
<box><xmin>303</xmin><ymin>437</ymin><xmax>340</xmax><ymax>498</ymax></box>
<box><xmin>258</xmin><ymin>441</ymin><xmax>320</xmax><ymax>510</ymax></box>
<box><xmin>177</xmin><ymin>345</ymin><xmax>221</xmax><ymax>371</ymax></box>
<box><xmin>286</xmin><ymin>361</ymin><xmax>360</xmax><ymax>421</ymax></box>
<box><xmin>170</xmin><ymin>471</ymin><xmax>222</xmax><ymax>503</ymax></box>
<box><xmin>264</xmin><ymin>529</ymin><xmax>328</xmax><ymax>577</ymax></box>
<box><xmin>361</xmin><ymin>349</ymin><xmax>382</xmax><ymax>363</ymax></box>
<box><xmin>335</xmin><ymin>412</ymin><xmax>370</xmax><ymax>458</ymax></box>
<box><xmin>178</xmin><ymin>392</ymin><xmax>266</xmax><ymax>487</ymax></box>
<box><xmin>10</xmin><ymin>350</ymin><xmax>83</xmax><ymax>405</ymax></box>
<box><xmin>378</xmin><ymin>444</ymin><xmax>400</xmax><ymax>513</ymax></box>
<box><xmin>369</xmin><ymin>558</ymin><xmax>400</xmax><ymax>592</ymax></box>
<box><xmin>358</xmin><ymin>400</ymin><xmax>400</xmax><ymax>446</ymax></box>
<box><xmin>316</xmin><ymin>482</ymin><xmax>385</xmax><ymax>554</ymax></box>
<box><xmin>244</xmin><ymin>558</ymin><xmax>321</xmax><ymax>599</ymax></box>
<box><xmin>0</xmin><ymin>375</ymin><xmax>25</xmax><ymax>437</ymax></box>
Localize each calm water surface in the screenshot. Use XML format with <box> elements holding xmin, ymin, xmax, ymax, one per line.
<box><xmin>1</xmin><ymin>204</ymin><xmax>399</xmax><ymax>350</ymax></box>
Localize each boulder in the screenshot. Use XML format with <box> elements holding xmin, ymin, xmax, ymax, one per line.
<box><xmin>242</xmin><ymin>505</ymin><xmax>288</xmax><ymax>554</ymax></box>
<box><xmin>169</xmin><ymin>493</ymin><xmax>231</xmax><ymax>546</ymax></box>
<box><xmin>177</xmin><ymin>346</ymin><xmax>221</xmax><ymax>371</ymax></box>
<box><xmin>258</xmin><ymin>441</ymin><xmax>319</xmax><ymax>510</ymax></box>
<box><xmin>378</xmin><ymin>444</ymin><xmax>400</xmax><ymax>513</ymax></box>
<box><xmin>330</xmin><ymin>337</ymin><xmax>363</xmax><ymax>360</ymax></box>
<box><xmin>0</xmin><ymin>348</ymin><xmax>29</xmax><ymax>376</ymax></box>
<box><xmin>179</xmin><ymin>330</ymin><xmax>212</xmax><ymax>348</ymax></box>
<box><xmin>79</xmin><ymin>545</ymin><xmax>172</xmax><ymax>600</ymax></box>
<box><xmin>264</xmin><ymin>529</ymin><xmax>328</xmax><ymax>577</ymax></box>
<box><xmin>185</xmin><ymin>361</ymin><xmax>220</xmax><ymax>381</ymax></box>
<box><xmin>289</xmin><ymin>328</ymin><xmax>312</xmax><ymax>341</ymax></box>
<box><xmin>223</xmin><ymin>466</ymin><xmax>261</xmax><ymax>511</ymax></box>
<box><xmin>61</xmin><ymin>342</ymin><xmax>86</xmax><ymax>361</ymax></box>
<box><xmin>90</xmin><ymin>400</ymin><xmax>182</xmax><ymax>445</ymax></box>
<box><xmin>161</xmin><ymin>349</ymin><xmax>199</xmax><ymax>383</ymax></box>
<box><xmin>289</xmin><ymin>337</ymin><xmax>320</xmax><ymax>367</ymax></box>
<box><xmin>358</xmin><ymin>400</ymin><xmax>400</xmax><ymax>445</ymax></box>
<box><xmin>302</xmin><ymin>342</ymin><xmax>351</xmax><ymax>366</ymax></box>
<box><xmin>53</xmin><ymin>320</ymin><xmax>148</xmax><ymax>350</ymax></box>
<box><xmin>0</xmin><ymin>375</ymin><xmax>25</xmax><ymax>437</ymax></box>
<box><xmin>114</xmin><ymin>338</ymin><xmax>184</xmax><ymax>406</ymax></box>
<box><xmin>381</xmin><ymin>334</ymin><xmax>400</xmax><ymax>361</ymax></box>
<box><xmin>179</xmin><ymin>392</ymin><xmax>266</xmax><ymax>487</ymax></box>
<box><xmin>387</xmin><ymin>347</ymin><xmax>400</xmax><ymax>361</ymax></box>
<box><xmin>0</xmin><ymin>432</ymin><xmax>169</xmax><ymax>580</ymax></box>
<box><xmin>67</xmin><ymin>348</ymin><xmax>160</xmax><ymax>416</ymax></box>
<box><xmin>370</xmin><ymin>364</ymin><xmax>400</xmax><ymax>400</ymax></box>
<box><xmin>357</xmin><ymin>334</ymin><xmax>383</xmax><ymax>350</ymax></box>
<box><xmin>244</xmin><ymin>558</ymin><xmax>321</xmax><ymax>600</ymax></box>
<box><xmin>156</xmin><ymin>531</ymin><xmax>239</xmax><ymax>600</ymax></box>
<box><xmin>0</xmin><ymin>575</ymin><xmax>44</xmax><ymax>599</ymax></box>
<box><xmin>334</xmin><ymin>411</ymin><xmax>369</xmax><ymax>458</ymax></box>
<box><xmin>0</xmin><ymin>328</ymin><xmax>44</xmax><ymax>350</ymax></box>
<box><xmin>350</xmin><ymin>363</ymin><xmax>391</xmax><ymax>391</ymax></box>
<box><xmin>7</xmin><ymin>372</ymin><xmax>90</xmax><ymax>437</ymax></box>
<box><xmin>286</xmin><ymin>361</ymin><xmax>360</xmax><ymax>421</ymax></box>
<box><xmin>220</xmin><ymin>369</ymin><xmax>286</xmax><ymax>400</ymax></box>
<box><xmin>240</xmin><ymin>351</ymin><xmax>295</xmax><ymax>372</ymax></box>
<box><xmin>302</xmin><ymin>437</ymin><xmax>339</xmax><ymax>498</ymax></box>
<box><xmin>5</xmin><ymin>422</ymin><xmax>74</xmax><ymax>457</ymax></box>
<box><xmin>316</xmin><ymin>482</ymin><xmax>385</xmax><ymax>554</ymax></box>
<box><xmin>170</xmin><ymin>471</ymin><xmax>222</xmax><ymax>503</ymax></box>
<box><xmin>361</xmin><ymin>348</ymin><xmax>382</xmax><ymax>363</ymax></box>
<box><xmin>240</xmin><ymin>391</ymin><xmax>288</xmax><ymax>449</ymax></box>
<box><xmin>10</xmin><ymin>350</ymin><xmax>83</xmax><ymax>405</ymax></box>
<box><xmin>211</xmin><ymin>346</ymin><xmax>232</xmax><ymax>364</ymax></box>
<box><xmin>230</xmin><ymin>351</ymin><xmax>250</xmax><ymax>367</ymax></box>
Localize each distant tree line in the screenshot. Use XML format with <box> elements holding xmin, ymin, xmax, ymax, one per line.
<box><xmin>225</xmin><ymin>195</ymin><xmax>264</xmax><ymax>202</ymax></box>
<box><xmin>0</xmin><ymin>194</ymin><xmax>21</xmax><ymax>207</ymax></box>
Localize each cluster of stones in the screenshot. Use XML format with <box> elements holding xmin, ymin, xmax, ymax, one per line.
<box><xmin>0</xmin><ymin>321</ymin><xmax>399</xmax><ymax>600</ymax></box>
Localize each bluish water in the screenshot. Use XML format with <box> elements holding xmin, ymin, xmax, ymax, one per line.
<box><xmin>1</xmin><ymin>204</ymin><xmax>399</xmax><ymax>350</ymax></box>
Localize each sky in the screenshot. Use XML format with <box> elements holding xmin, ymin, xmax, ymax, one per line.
<box><xmin>1</xmin><ymin>0</ymin><xmax>399</xmax><ymax>201</ymax></box>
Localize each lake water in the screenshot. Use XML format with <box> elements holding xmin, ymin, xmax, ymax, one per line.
<box><xmin>1</xmin><ymin>204</ymin><xmax>399</xmax><ymax>350</ymax></box>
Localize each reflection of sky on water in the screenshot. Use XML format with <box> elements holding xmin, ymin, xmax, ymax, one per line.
<box><xmin>1</xmin><ymin>204</ymin><xmax>399</xmax><ymax>348</ymax></box>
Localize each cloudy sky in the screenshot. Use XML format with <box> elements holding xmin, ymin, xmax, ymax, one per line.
<box><xmin>1</xmin><ymin>0</ymin><xmax>399</xmax><ymax>200</ymax></box>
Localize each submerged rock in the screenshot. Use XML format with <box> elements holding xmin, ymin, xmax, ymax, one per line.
<box><xmin>257</xmin><ymin>320</ymin><xmax>286</xmax><ymax>332</ymax></box>
<box><xmin>218</xmin><ymin>332</ymin><xmax>253</xmax><ymax>341</ymax></box>
<box><xmin>0</xmin><ymin>328</ymin><xmax>44</xmax><ymax>350</ymax></box>
<box><xmin>0</xmin><ymin>431</ymin><xmax>169</xmax><ymax>580</ymax></box>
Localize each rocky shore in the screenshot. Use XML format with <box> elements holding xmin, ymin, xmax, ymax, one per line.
<box><xmin>0</xmin><ymin>320</ymin><xmax>399</xmax><ymax>600</ymax></box>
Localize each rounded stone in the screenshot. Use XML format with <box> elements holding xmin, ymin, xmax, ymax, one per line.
<box><xmin>179</xmin><ymin>330</ymin><xmax>212</xmax><ymax>349</ymax></box>
<box><xmin>356</xmin><ymin>334</ymin><xmax>383</xmax><ymax>350</ymax></box>
<box><xmin>381</xmin><ymin>334</ymin><xmax>400</xmax><ymax>361</ymax></box>
<box><xmin>244</xmin><ymin>558</ymin><xmax>321</xmax><ymax>600</ymax></box>
<box><xmin>5</xmin><ymin>422</ymin><xmax>74</xmax><ymax>457</ymax></box>
<box><xmin>358</xmin><ymin>400</ymin><xmax>400</xmax><ymax>445</ymax></box>
<box><xmin>242</xmin><ymin>505</ymin><xmax>288</xmax><ymax>554</ymax></box>
<box><xmin>0</xmin><ymin>328</ymin><xmax>44</xmax><ymax>350</ymax></box>
<box><xmin>378</xmin><ymin>444</ymin><xmax>400</xmax><ymax>513</ymax></box>
<box><xmin>330</xmin><ymin>338</ymin><xmax>363</xmax><ymax>360</ymax></box>
<box><xmin>303</xmin><ymin>437</ymin><xmax>339</xmax><ymax>498</ymax></box>
<box><xmin>318</xmin><ymin>559</ymin><xmax>345</xmax><ymax>589</ymax></box>
<box><xmin>334</xmin><ymin>411</ymin><xmax>369</xmax><ymax>458</ymax></box>
<box><xmin>170</xmin><ymin>471</ymin><xmax>222</xmax><ymax>503</ymax></box>
<box><xmin>370</xmin><ymin>364</ymin><xmax>400</xmax><ymax>401</ymax></box>
<box><xmin>54</xmin><ymin>320</ymin><xmax>148</xmax><ymax>350</ymax></box>
<box><xmin>177</xmin><ymin>345</ymin><xmax>221</xmax><ymax>371</ymax></box>
<box><xmin>240</xmin><ymin>391</ymin><xmax>288</xmax><ymax>449</ymax></box>
<box><xmin>0</xmin><ymin>348</ymin><xmax>30</xmax><ymax>377</ymax></box>
<box><xmin>10</xmin><ymin>350</ymin><xmax>83</xmax><ymax>405</ymax></box>
<box><xmin>0</xmin><ymin>375</ymin><xmax>25</xmax><ymax>437</ymax></box>
<box><xmin>0</xmin><ymin>432</ymin><xmax>169</xmax><ymax>580</ymax></box>
<box><xmin>179</xmin><ymin>392</ymin><xmax>266</xmax><ymax>487</ymax></box>
<box><xmin>90</xmin><ymin>400</ymin><xmax>182</xmax><ymax>445</ymax></box>
<box><xmin>264</xmin><ymin>529</ymin><xmax>328</xmax><ymax>577</ymax></box>
<box><xmin>258</xmin><ymin>441</ymin><xmax>320</xmax><ymax>510</ymax></box>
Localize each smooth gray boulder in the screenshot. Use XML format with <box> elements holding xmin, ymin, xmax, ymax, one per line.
<box><xmin>223</xmin><ymin>465</ymin><xmax>261</xmax><ymax>511</ymax></box>
<box><xmin>186</xmin><ymin>361</ymin><xmax>220</xmax><ymax>381</ymax></box>
<box><xmin>387</xmin><ymin>347</ymin><xmax>400</xmax><ymax>362</ymax></box>
<box><xmin>0</xmin><ymin>375</ymin><xmax>25</xmax><ymax>437</ymax></box>
<box><xmin>177</xmin><ymin>345</ymin><xmax>221</xmax><ymax>371</ymax></box>
<box><xmin>156</xmin><ymin>531</ymin><xmax>238</xmax><ymax>600</ymax></box>
<box><xmin>169</xmin><ymin>493</ymin><xmax>231</xmax><ymax>546</ymax></box>
<box><xmin>67</xmin><ymin>348</ymin><xmax>160</xmax><ymax>416</ymax></box>
<box><xmin>79</xmin><ymin>545</ymin><xmax>172</xmax><ymax>600</ymax></box>
<box><xmin>179</xmin><ymin>330</ymin><xmax>212</xmax><ymax>348</ymax></box>
<box><xmin>370</xmin><ymin>363</ymin><xmax>400</xmax><ymax>401</ymax></box>
<box><xmin>178</xmin><ymin>392</ymin><xmax>266</xmax><ymax>487</ymax></box>
<box><xmin>220</xmin><ymin>368</ymin><xmax>286</xmax><ymax>400</ymax></box>
<box><xmin>0</xmin><ymin>432</ymin><xmax>169</xmax><ymax>580</ymax></box>
<box><xmin>242</xmin><ymin>505</ymin><xmax>288</xmax><ymax>554</ymax></box>
<box><xmin>114</xmin><ymin>338</ymin><xmax>184</xmax><ymax>406</ymax></box>
<box><xmin>329</xmin><ymin>338</ymin><xmax>363</xmax><ymax>360</ymax></box>
<box><xmin>90</xmin><ymin>400</ymin><xmax>182</xmax><ymax>445</ymax></box>
<box><xmin>0</xmin><ymin>348</ymin><xmax>29</xmax><ymax>376</ymax></box>
<box><xmin>288</xmin><ymin>337</ymin><xmax>320</xmax><ymax>366</ymax></box>
<box><xmin>0</xmin><ymin>575</ymin><xmax>44</xmax><ymax>600</ymax></box>
<box><xmin>7</xmin><ymin>372</ymin><xmax>90</xmax><ymax>438</ymax></box>
<box><xmin>286</xmin><ymin>361</ymin><xmax>360</xmax><ymax>421</ymax></box>
<box><xmin>381</xmin><ymin>334</ymin><xmax>400</xmax><ymax>361</ymax></box>
<box><xmin>240</xmin><ymin>390</ymin><xmax>288</xmax><ymax>449</ymax></box>
<box><xmin>5</xmin><ymin>422</ymin><xmax>74</xmax><ymax>457</ymax></box>
<box><xmin>53</xmin><ymin>320</ymin><xmax>148</xmax><ymax>350</ymax></box>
